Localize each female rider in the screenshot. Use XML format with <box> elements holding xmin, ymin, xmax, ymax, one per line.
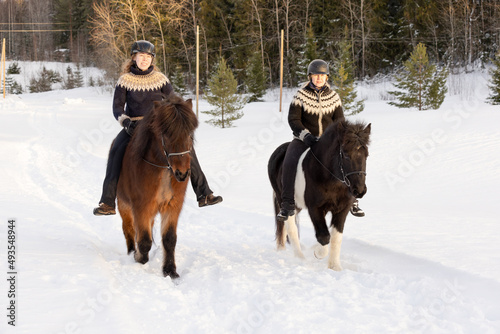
<box><xmin>94</xmin><ymin>40</ymin><xmax>222</xmax><ymax>215</ymax></box>
<box><xmin>277</xmin><ymin>59</ymin><xmax>364</xmax><ymax>221</ymax></box>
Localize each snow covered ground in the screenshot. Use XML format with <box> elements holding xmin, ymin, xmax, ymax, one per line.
<box><xmin>1</xmin><ymin>65</ymin><xmax>499</xmax><ymax>333</ymax></box>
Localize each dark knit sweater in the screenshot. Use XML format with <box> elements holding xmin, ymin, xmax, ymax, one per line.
<box><xmin>288</xmin><ymin>82</ymin><xmax>344</xmax><ymax>140</ymax></box>
<box><xmin>112</xmin><ymin>65</ymin><xmax>173</xmax><ymax>125</ymax></box>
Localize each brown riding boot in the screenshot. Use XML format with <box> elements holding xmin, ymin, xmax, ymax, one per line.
<box><xmin>198</xmin><ymin>194</ymin><xmax>223</xmax><ymax>207</ymax></box>
<box><xmin>93</xmin><ymin>203</ymin><xmax>116</xmax><ymax>216</ymax></box>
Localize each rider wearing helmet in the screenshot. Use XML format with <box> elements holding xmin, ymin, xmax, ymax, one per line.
<box><xmin>94</xmin><ymin>40</ymin><xmax>222</xmax><ymax>216</ymax></box>
<box><xmin>277</xmin><ymin>59</ymin><xmax>364</xmax><ymax>221</ymax></box>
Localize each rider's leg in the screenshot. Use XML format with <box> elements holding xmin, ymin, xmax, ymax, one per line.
<box><xmin>278</xmin><ymin>139</ymin><xmax>308</xmax><ymax>221</ymax></box>
<box><xmin>94</xmin><ymin>129</ymin><xmax>130</xmax><ymax>215</ymax></box>
<box><xmin>189</xmin><ymin>148</ymin><xmax>223</xmax><ymax>207</ymax></box>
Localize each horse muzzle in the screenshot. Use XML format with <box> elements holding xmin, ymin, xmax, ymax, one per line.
<box><xmin>174</xmin><ymin>169</ymin><xmax>190</xmax><ymax>182</ymax></box>
<box><xmin>352</xmin><ymin>184</ymin><xmax>367</xmax><ymax>198</ymax></box>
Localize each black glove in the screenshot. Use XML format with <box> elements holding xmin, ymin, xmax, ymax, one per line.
<box><xmin>303</xmin><ymin>133</ymin><xmax>319</xmax><ymax>147</ymax></box>
<box><xmin>123</xmin><ymin>118</ymin><xmax>138</xmax><ymax>136</ymax></box>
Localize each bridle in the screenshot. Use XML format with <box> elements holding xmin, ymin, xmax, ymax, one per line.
<box><xmin>143</xmin><ymin>134</ymin><xmax>191</xmax><ymax>170</ymax></box>
<box><xmin>310</xmin><ymin>146</ymin><xmax>367</xmax><ymax>187</ymax></box>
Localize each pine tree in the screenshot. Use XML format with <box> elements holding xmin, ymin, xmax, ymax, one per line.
<box><xmin>487</xmin><ymin>56</ymin><xmax>500</xmax><ymax>105</ymax></box>
<box><xmin>389</xmin><ymin>43</ymin><xmax>448</xmax><ymax>111</ymax></box>
<box><xmin>203</xmin><ymin>57</ymin><xmax>245</xmax><ymax>128</ymax></box>
<box><xmin>65</xmin><ymin>66</ymin><xmax>76</xmax><ymax>90</ymax></box>
<box><xmin>170</xmin><ymin>64</ymin><xmax>188</xmax><ymax>96</ymax></box>
<box><xmin>29</xmin><ymin>67</ymin><xmax>63</xmax><ymax>93</ymax></box>
<box><xmin>74</xmin><ymin>64</ymin><xmax>84</xmax><ymax>88</ymax></box>
<box><xmin>246</xmin><ymin>49</ymin><xmax>266</xmax><ymax>102</ymax></box>
<box><xmin>296</xmin><ymin>23</ymin><xmax>319</xmax><ymax>80</ymax></box>
<box><xmin>331</xmin><ymin>31</ymin><xmax>364</xmax><ymax>116</ymax></box>
<box><xmin>7</xmin><ymin>62</ymin><xmax>21</xmax><ymax>75</ymax></box>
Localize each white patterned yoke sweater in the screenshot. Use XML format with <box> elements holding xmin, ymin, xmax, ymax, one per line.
<box><xmin>112</xmin><ymin>64</ymin><xmax>173</xmax><ymax>126</ymax></box>
<box><xmin>288</xmin><ymin>82</ymin><xmax>345</xmax><ymax>140</ymax></box>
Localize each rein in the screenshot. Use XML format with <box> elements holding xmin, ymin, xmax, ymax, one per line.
<box><xmin>309</xmin><ymin>146</ymin><xmax>366</xmax><ymax>187</ymax></box>
<box><xmin>143</xmin><ymin>134</ymin><xmax>191</xmax><ymax>170</ymax></box>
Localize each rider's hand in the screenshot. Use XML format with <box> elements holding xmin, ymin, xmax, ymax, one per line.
<box><xmin>123</xmin><ymin>118</ymin><xmax>137</xmax><ymax>136</ymax></box>
<box><xmin>303</xmin><ymin>133</ymin><xmax>319</xmax><ymax>147</ymax></box>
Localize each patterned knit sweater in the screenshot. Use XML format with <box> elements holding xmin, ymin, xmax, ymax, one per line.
<box><xmin>113</xmin><ymin>65</ymin><xmax>173</xmax><ymax>125</ymax></box>
<box><xmin>288</xmin><ymin>82</ymin><xmax>344</xmax><ymax>140</ymax></box>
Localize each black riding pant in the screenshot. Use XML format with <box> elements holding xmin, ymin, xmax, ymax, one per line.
<box><xmin>99</xmin><ymin>129</ymin><xmax>212</xmax><ymax>208</ymax></box>
<box><xmin>99</xmin><ymin>129</ymin><xmax>129</xmax><ymax>207</ymax></box>
<box><xmin>281</xmin><ymin>139</ymin><xmax>308</xmax><ymax>210</ymax></box>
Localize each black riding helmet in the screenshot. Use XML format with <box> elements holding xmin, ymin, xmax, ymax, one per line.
<box><xmin>130</xmin><ymin>40</ymin><xmax>155</xmax><ymax>57</ymax></box>
<box><xmin>307</xmin><ymin>59</ymin><xmax>329</xmax><ymax>76</ymax></box>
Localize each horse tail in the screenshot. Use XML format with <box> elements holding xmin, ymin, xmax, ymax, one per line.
<box><xmin>272</xmin><ymin>191</ymin><xmax>286</xmax><ymax>249</ymax></box>
<box><xmin>268</xmin><ymin>142</ymin><xmax>290</xmax><ymax>250</ymax></box>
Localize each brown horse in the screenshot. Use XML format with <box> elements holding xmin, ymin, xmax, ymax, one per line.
<box><xmin>116</xmin><ymin>94</ymin><xmax>198</xmax><ymax>278</ymax></box>
<box><xmin>268</xmin><ymin>119</ymin><xmax>371</xmax><ymax>271</ymax></box>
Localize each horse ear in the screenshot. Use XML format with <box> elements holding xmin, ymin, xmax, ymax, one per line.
<box><xmin>364</xmin><ymin>123</ymin><xmax>371</xmax><ymax>134</ymax></box>
<box><xmin>186</xmin><ymin>99</ymin><xmax>193</xmax><ymax>108</ymax></box>
<box><xmin>337</xmin><ymin>119</ymin><xmax>347</xmax><ymax>133</ymax></box>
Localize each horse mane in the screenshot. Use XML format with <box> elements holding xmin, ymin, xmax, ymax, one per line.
<box><xmin>129</xmin><ymin>93</ymin><xmax>198</xmax><ymax>161</ymax></box>
<box><xmin>322</xmin><ymin>119</ymin><xmax>371</xmax><ymax>150</ymax></box>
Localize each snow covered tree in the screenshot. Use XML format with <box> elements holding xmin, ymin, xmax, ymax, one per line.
<box><xmin>389</xmin><ymin>43</ymin><xmax>448</xmax><ymax>111</ymax></box>
<box><xmin>331</xmin><ymin>32</ymin><xmax>364</xmax><ymax>115</ymax></box>
<box><xmin>74</xmin><ymin>64</ymin><xmax>84</xmax><ymax>88</ymax></box>
<box><xmin>487</xmin><ymin>55</ymin><xmax>500</xmax><ymax>105</ymax></box>
<box><xmin>5</xmin><ymin>76</ymin><xmax>23</xmax><ymax>95</ymax></box>
<box><xmin>29</xmin><ymin>67</ymin><xmax>63</xmax><ymax>93</ymax></box>
<box><xmin>246</xmin><ymin>50</ymin><xmax>267</xmax><ymax>102</ymax></box>
<box><xmin>7</xmin><ymin>62</ymin><xmax>21</xmax><ymax>75</ymax></box>
<box><xmin>203</xmin><ymin>57</ymin><xmax>245</xmax><ymax>128</ymax></box>
<box><xmin>64</xmin><ymin>66</ymin><xmax>76</xmax><ymax>90</ymax></box>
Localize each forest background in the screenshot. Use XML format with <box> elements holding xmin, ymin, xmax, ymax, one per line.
<box><xmin>1</xmin><ymin>0</ymin><xmax>499</xmax><ymax>92</ymax></box>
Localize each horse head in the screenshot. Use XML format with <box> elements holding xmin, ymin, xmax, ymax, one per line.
<box><xmin>152</xmin><ymin>95</ymin><xmax>198</xmax><ymax>182</ymax></box>
<box><xmin>337</xmin><ymin>120</ymin><xmax>371</xmax><ymax>198</ymax></box>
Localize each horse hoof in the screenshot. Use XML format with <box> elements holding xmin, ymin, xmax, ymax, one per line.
<box><xmin>277</xmin><ymin>243</ymin><xmax>286</xmax><ymax>251</ymax></box>
<box><xmin>163</xmin><ymin>267</ymin><xmax>180</xmax><ymax>279</ymax></box>
<box><xmin>294</xmin><ymin>250</ymin><xmax>306</xmax><ymax>259</ymax></box>
<box><xmin>313</xmin><ymin>244</ymin><xmax>329</xmax><ymax>259</ymax></box>
<box><xmin>134</xmin><ymin>252</ymin><xmax>149</xmax><ymax>264</ymax></box>
<box><xmin>328</xmin><ymin>263</ymin><xmax>343</xmax><ymax>271</ymax></box>
<box><xmin>316</xmin><ymin>234</ymin><xmax>330</xmax><ymax>246</ymax></box>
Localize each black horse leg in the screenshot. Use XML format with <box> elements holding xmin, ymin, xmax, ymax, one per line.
<box><xmin>330</xmin><ymin>207</ymin><xmax>349</xmax><ymax>234</ymax></box>
<box><xmin>135</xmin><ymin>230</ymin><xmax>152</xmax><ymax>264</ymax></box>
<box><xmin>162</xmin><ymin>225</ymin><xmax>179</xmax><ymax>278</ymax></box>
<box><xmin>309</xmin><ymin>207</ymin><xmax>330</xmax><ymax>245</ymax></box>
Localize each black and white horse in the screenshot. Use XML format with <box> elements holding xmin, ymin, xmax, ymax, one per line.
<box><xmin>267</xmin><ymin>119</ymin><xmax>371</xmax><ymax>270</ymax></box>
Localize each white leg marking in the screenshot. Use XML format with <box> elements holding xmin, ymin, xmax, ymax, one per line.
<box><xmin>314</xmin><ymin>243</ymin><xmax>329</xmax><ymax>259</ymax></box>
<box><xmin>327</xmin><ymin>227</ymin><xmax>343</xmax><ymax>271</ymax></box>
<box><xmin>294</xmin><ymin>148</ymin><xmax>310</xmax><ymax>210</ymax></box>
<box><xmin>285</xmin><ymin>215</ymin><xmax>305</xmax><ymax>259</ymax></box>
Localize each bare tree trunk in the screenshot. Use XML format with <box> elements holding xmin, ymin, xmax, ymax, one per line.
<box><xmin>201</xmin><ymin>24</ymin><xmax>209</xmax><ymax>83</ymax></box>
<box><xmin>360</xmin><ymin>0</ymin><xmax>366</xmax><ymax>78</ymax></box>
<box><xmin>178</xmin><ymin>23</ymin><xmax>192</xmax><ymax>87</ymax></box>
<box><xmin>250</xmin><ymin>0</ymin><xmax>265</xmax><ymax>71</ymax></box>
<box><xmin>275</xmin><ymin>0</ymin><xmax>280</xmax><ymax>85</ymax></box>
<box><xmin>218</xmin><ymin>8</ymin><xmax>233</xmax><ymax>48</ymax></box>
